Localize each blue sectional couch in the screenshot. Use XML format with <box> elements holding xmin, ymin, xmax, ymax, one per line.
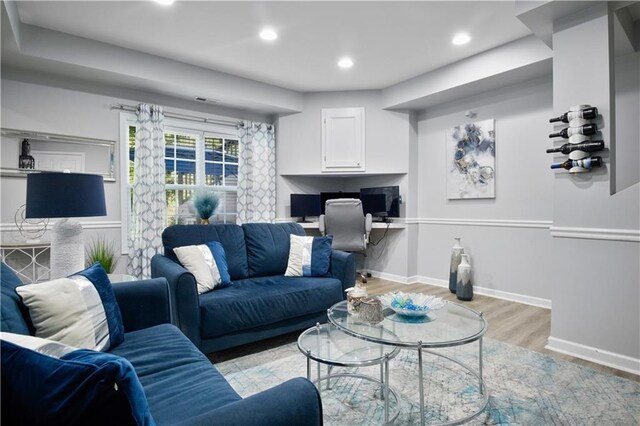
<box><xmin>0</xmin><ymin>263</ymin><xmax>322</xmax><ymax>425</ymax></box>
<box><xmin>151</xmin><ymin>222</ymin><xmax>356</xmax><ymax>353</ymax></box>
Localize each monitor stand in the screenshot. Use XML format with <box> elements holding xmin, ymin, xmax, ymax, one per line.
<box><xmin>374</xmin><ymin>216</ymin><xmax>393</xmax><ymax>223</ymax></box>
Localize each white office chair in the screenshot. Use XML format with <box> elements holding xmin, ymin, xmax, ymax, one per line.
<box><xmin>319</xmin><ymin>198</ymin><xmax>372</xmax><ymax>283</ymax></box>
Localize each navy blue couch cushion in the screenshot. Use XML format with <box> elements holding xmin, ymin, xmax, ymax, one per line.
<box><xmin>111</xmin><ymin>324</ymin><xmax>241</xmax><ymax>424</ymax></box>
<box><xmin>1</xmin><ymin>339</ymin><xmax>154</xmax><ymax>426</ymax></box>
<box><xmin>199</xmin><ymin>275</ymin><xmax>343</xmax><ymax>339</ymax></box>
<box><xmin>242</xmin><ymin>223</ymin><xmax>305</xmax><ymax>278</ymax></box>
<box><xmin>0</xmin><ymin>263</ymin><xmax>32</xmax><ymax>335</ymax></box>
<box><xmin>162</xmin><ymin>224</ymin><xmax>249</xmax><ymax>280</ymax></box>
<box><xmin>76</xmin><ymin>263</ymin><xmax>126</xmax><ymax>349</ymax></box>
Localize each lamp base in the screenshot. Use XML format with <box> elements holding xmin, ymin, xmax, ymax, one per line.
<box><xmin>50</xmin><ymin>218</ymin><xmax>85</xmax><ymax>279</ymax></box>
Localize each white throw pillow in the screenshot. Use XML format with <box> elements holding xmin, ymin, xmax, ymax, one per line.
<box><xmin>0</xmin><ymin>332</ymin><xmax>77</xmax><ymax>359</ymax></box>
<box><xmin>285</xmin><ymin>234</ymin><xmax>333</xmax><ymax>277</ymax></box>
<box><xmin>16</xmin><ymin>275</ymin><xmax>115</xmax><ymax>351</ymax></box>
<box><xmin>174</xmin><ymin>244</ymin><xmax>223</xmax><ymax>294</ymax></box>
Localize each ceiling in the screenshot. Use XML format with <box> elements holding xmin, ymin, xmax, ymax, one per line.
<box><xmin>15</xmin><ymin>1</ymin><xmax>533</xmax><ymax>92</ymax></box>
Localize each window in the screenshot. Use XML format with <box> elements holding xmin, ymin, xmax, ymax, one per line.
<box><xmin>120</xmin><ymin>114</ymin><xmax>239</xmax><ymax>252</ymax></box>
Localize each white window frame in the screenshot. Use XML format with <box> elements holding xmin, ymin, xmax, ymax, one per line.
<box><xmin>119</xmin><ymin>112</ymin><xmax>240</xmax><ymax>255</ymax></box>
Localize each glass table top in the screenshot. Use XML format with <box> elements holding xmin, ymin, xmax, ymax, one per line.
<box><xmin>297</xmin><ymin>323</ymin><xmax>400</xmax><ymax>367</ymax></box>
<box><xmin>328</xmin><ymin>300</ymin><xmax>487</xmax><ymax>348</ymax></box>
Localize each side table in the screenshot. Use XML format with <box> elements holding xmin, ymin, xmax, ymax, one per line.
<box><xmin>297</xmin><ymin>322</ymin><xmax>401</xmax><ymax>425</ymax></box>
<box><xmin>0</xmin><ymin>242</ymin><xmax>51</xmax><ymax>283</ymax></box>
<box><xmin>107</xmin><ymin>273</ymin><xmax>137</xmax><ymax>283</ymax></box>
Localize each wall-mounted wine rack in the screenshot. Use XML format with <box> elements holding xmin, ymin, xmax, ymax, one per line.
<box><xmin>547</xmin><ymin>104</ymin><xmax>604</xmax><ymax>173</ymax></box>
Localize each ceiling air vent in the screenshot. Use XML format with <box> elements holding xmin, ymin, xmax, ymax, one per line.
<box><xmin>194</xmin><ymin>96</ymin><xmax>219</xmax><ymax>104</ymax></box>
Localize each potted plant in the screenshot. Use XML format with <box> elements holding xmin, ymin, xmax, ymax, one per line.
<box><xmin>192</xmin><ymin>190</ymin><xmax>220</xmax><ymax>224</ymax></box>
<box><xmin>86</xmin><ymin>236</ymin><xmax>118</xmax><ymax>273</ymax></box>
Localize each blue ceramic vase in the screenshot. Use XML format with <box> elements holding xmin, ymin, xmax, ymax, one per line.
<box><xmin>449</xmin><ymin>237</ymin><xmax>464</xmax><ymax>293</ymax></box>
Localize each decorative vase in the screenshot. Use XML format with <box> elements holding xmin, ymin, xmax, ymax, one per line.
<box><xmin>345</xmin><ymin>285</ymin><xmax>368</xmax><ymax>314</ymax></box>
<box><xmin>200</xmin><ymin>218</ymin><xmax>209</xmax><ymax>225</ymax></box>
<box><xmin>357</xmin><ymin>297</ymin><xmax>384</xmax><ymax>324</ymax></box>
<box><xmin>449</xmin><ymin>237</ymin><xmax>464</xmax><ymax>293</ymax></box>
<box><xmin>456</xmin><ymin>253</ymin><xmax>473</xmax><ymax>301</ymax></box>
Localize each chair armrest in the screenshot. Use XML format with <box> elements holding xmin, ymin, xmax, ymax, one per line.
<box><xmin>365</xmin><ymin>213</ymin><xmax>373</xmax><ymax>243</ymax></box>
<box><xmin>330</xmin><ymin>249</ymin><xmax>355</xmax><ymax>295</ymax></box>
<box><xmin>186</xmin><ymin>378</ymin><xmax>322</xmax><ymax>426</ymax></box>
<box><xmin>112</xmin><ymin>278</ymin><xmax>171</xmax><ymax>332</ymax></box>
<box><xmin>150</xmin><ymin>254</ymin><xmax>201</xmax><ymax>348</ymax></box>
<box><xmin>319</xmin><ymin>214</ymin><xmax>326</xmax><ymax>235</ymax></box>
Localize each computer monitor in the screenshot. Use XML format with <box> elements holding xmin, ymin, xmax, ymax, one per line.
<box><xmin>320</xmin><ymin>192</ymin><xmax>360</xmax><ymax>214</ymax></box>
<box><xmin>360</xmin><ymin>186</ymin><xmax>400</xmax><ymax>219</ymax></box>
<box><xmin>290</xmin><ymin>194</ymin><xmax>321</xmax><ymax>221</ymax></box>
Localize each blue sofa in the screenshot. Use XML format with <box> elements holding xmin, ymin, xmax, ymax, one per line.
<box><xmin>151</xmin><ymin>222</ymin><xmax>356</xmax><ymax>353</ymax></box>
<box><xmin>0</xmin><ymin>263</ymin><xmax>323</xmax><ymax>425</ymax></box>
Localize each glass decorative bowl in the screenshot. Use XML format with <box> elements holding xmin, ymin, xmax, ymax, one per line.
<box><xmin>379</xmin><ymin>292</ymin><xmax>446</xmax><ymax>317</ymax></box>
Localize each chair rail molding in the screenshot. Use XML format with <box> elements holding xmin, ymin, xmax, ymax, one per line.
<box><xmin>278</xmin><ymin>217</ymin><xmax>639</xmax><ymax>241</ymax></box>
<box><xmin>0</xmin><ymin>221</ymin><xmax>122</xmax><ymax>232</ymax></box>
<box><xmin>411</xmin><ymin>218</ymin><xmax>552</xmax><ymax>229</ymax></box>
<box><xmin>549</xmin><ymin>226</ymin><xmax>640</xmax><ymax>242</ymax></box>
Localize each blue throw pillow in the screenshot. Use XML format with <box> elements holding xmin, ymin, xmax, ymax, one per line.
<box><xmin>15</xmin><ymin>263</ymin><xmax>125</xmax><ymax>351</ymax></box>
<box><xmin>285</xmin><ymin>235</ymin><xmax>333</xmax><ymax>277</ymax></box>
<box><xmin>1</xmin><ymin>339</ymin><xmax>155</xmax><ymax>426</ymax></box>
<box><xmin>174</xmin><ymin>242</ymin><xmax>232</xmax><ymax>294</ymax></box>
<box><xmin>205</xmin><ymin>241</ymin><xmax>232</xmax><ymax>287</ymax></box>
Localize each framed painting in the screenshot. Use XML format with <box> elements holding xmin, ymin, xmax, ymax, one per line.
<box><xmin>446</xmin><ymin>119</ymin><xmax>495</xmax><ymax>199</ymax></box>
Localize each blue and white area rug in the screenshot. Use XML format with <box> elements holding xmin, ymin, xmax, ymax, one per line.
<box><xmin>216</xmin><ymin>337</ymin><xmax>639</xmax><ymax>425</ymax></box>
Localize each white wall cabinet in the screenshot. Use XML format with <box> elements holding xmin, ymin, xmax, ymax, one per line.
<box><xmin>321</xmin><ymin>107</ymin><xmax>365</xmax><ymax>172</ymax></box>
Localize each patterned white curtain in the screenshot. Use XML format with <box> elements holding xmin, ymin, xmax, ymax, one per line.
<box><xmin>237</xmin><ymin>122</ymin><xmax>276</xmax><ymax>223</ymax></box>
<box><xmin>128</xmin><ymin>104</ymin><xmax>166</xmax><ymax>278</ymax></box>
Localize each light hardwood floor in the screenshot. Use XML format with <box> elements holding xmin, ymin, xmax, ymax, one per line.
<box><xmin>210</xmin><ymin>277</ymin><xmax>638</xmax><ymax>382</ymax></box>
<box><xmin>364</xmin><ymin>277</ymin><xmax>639</xmax><ymax>382</ymax></box>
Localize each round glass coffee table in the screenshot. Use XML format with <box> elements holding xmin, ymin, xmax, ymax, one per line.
<box><xmin>328</xmin><ymin>300</ymin><xmax>489</xmax><ymax>426</ymax></box>
<box><xmin>297</xmin><ymin>322</ymin><xmax>401</xmax><ymax>424</ymax></box>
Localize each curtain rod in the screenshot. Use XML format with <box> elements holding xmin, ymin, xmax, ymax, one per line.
<box><xmin>110</xmin><ymin>104</ymin><xmax>244</xmax><ymax>128</ymax></box>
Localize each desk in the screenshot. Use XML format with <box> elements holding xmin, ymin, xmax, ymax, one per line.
<box><xmin>296</xmin><ymin>222</ymin><xmax>406</xmax><ymax>230</ymax></box>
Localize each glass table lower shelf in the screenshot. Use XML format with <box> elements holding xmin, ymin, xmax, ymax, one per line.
<box><xmin>297</xmin><ymin>322</ymin><xmax>401</xmax><ymax>425</ymax></box>
<box><xmin>327</xmin><ymin>300</ymin><xmax>489</xmax><ymax>426</ymax></box>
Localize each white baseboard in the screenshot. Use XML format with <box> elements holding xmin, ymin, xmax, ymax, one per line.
<box><xmin>417</xmin><ymin>275</ymin><xmax>552</xmax><ymax>309</ymax></box>
<box><xmin>546</xmin><ymin>336</ymin><xmax>640</xmax><ymax>376</ymax></box>
<box><xmin>368</xmin><ymin>271</ymin><xmax>551</xmax><ymax>309</ymax></box>
<box><xmin>367</xmin><ymin>270</ymin><xmax>416</xmax><ymax>284</ymax></box>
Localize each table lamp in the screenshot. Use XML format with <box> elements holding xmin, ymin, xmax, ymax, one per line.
<box><xmin>26</xmin><ymin>172</ymin><xmax>107</xmax><ymax>279</ymax></box>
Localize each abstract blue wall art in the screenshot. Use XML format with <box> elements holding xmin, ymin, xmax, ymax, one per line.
<box><xmin>446</xmin><ymin>119</ymin><xmax>496</xmax><ymax>199</ymax></box>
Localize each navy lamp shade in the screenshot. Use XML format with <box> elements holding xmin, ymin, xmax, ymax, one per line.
<box><xmin>25</xmin><ymin>172</ymin><xmax>107</xmax><ymax>279</ymax></box>
<box><xmin>26</xmin><ymin>172</ymin><xmax>107</xmax><ymax>219</ymax></box>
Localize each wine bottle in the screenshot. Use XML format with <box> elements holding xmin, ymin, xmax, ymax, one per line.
<box><xmin>546</xmin><ymin>140</ymin><xmax>604</xmax><ymax>154</ymax></box>
<box><xmin>549</xmin><ymin>107</ymin><xmax>598</xmax><ymax>123</ymax></box>
<box><xmin>550</xmin><ymin>156</ymin><xmax>603</xmax><ymax>170</ymax></box>
<box><xmin>548</xmin><ymin>123</ymin><xmax>598</xmax><ymax>139</ymax></box>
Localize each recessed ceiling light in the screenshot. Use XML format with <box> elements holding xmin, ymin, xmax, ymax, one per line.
<box><xmin>452</xmin><ymin>33</ymin><xmax>471</xmax><ymax>46</ymax></box>
<box><xmin>153</xmin><ymin>0</ymin><xmax>175</xmax><ymax>5</ymax></box>
<box><xmin>338</xmin><ymin>57</ymin><xmax>354</xmax><ymax>69</ymax></box>
<box><xmin>259</xmin><ymin>28</ymin><xmax>278</xmax><ymax>41</ymax></box>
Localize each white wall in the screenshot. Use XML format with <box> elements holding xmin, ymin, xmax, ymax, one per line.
<box><xmin>275</xmin><ymin>90</ymin><xmax>415</xmax><ymax>278</ymax></box>
<box><xmin>0</xmin><ymin>78</ymin><xmax>263</xmax><ymax>273</ymax></box>
<box><xmin>614</xmin><ymin>50</ymin><xmax>640</xmax><ymax>192</ymax></box>
<box><xmin>277</xmin><ymin>90</ymin><xmax>410</xmax><ymax>177</ymax></box>
<box><xmin>416</xmin><ymin>78</ymin><xmax>555</xmax><ymax>302</ymax></box>
<box><xmin>547</xmin><ymin>5</ymin><xmax>639</xmax><ymax>371</ymax></box>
